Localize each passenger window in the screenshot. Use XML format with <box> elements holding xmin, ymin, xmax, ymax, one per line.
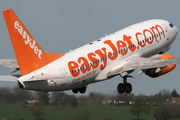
<box><xmin>121</xmin><ymin>49</ymin><xmax>123</xmax><ymax>53</ymax></box>
<box><xmin>90</xmin><ymin>63</ymin><xmax>93</xmax><ymax>66</ymax></box>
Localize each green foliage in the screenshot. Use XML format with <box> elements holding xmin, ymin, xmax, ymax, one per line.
<box><xmin>171</xmin><ymin>89</ymin><xmax>179</xmax><ymax>97</ymax></box>
<box><xmin>130</xmin><ymin>98</ymin><xmax>151</xmax><ymax>120</ymax></box>
<box><xmin>37</xmin><ymin>92</ymin><xmax>49</xmax><ymax>106</ymax></box>
<box><xmin>115</xmin><ymin>93</ymin><xmax>135</xmax><ymax>105</ymax></box>
<box><xmin>0</xmin><ymin>104</ymin><xmax>153</xmax><ymax>120</ymax></box>
<box><xmin>75</xmin><ymin>110</ymin><xmax>91</xmax><ymax>120</ymax></box>
<box><xmin>29</xmin><ymin>103</ymin><xmax>46</xmax><ymax>120</ymax></box>
<box><xmin>0</xmin><ymin>86</ymin><xmax>31</xmax><ymax>104</ymax></box>
<box><xmin>154</xmin><ymin>104</ymin><xmax>180</xmax><ymax>120</ymax></box>
<box><xmin>92</xmin><ymin>116</ymin><xmax>119</xmax><ymax>120</ymax></box>
<box><xmin>89</xmin><ymin>92</ymin><xmax>104</xmax><ymax>104</ymax></box>
<box><xmin>70</xmin><ymin>95</ymin><xmax>78</xmax><ymax>108</ymax></box>
<box><xmin>52</xmin><ymin>91</ymin><xmax>66</xmax><ymax>106</ymax></box>
<box><xmin>147</xmin><ymin>89</ymin><xmax>171</xmax><ymax>106</ymax></box>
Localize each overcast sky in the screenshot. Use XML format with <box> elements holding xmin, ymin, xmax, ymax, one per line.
<box><xmin>0</xmin><ymin>1</ymin><xmax>180</xmax><ymax>96</ymax></box>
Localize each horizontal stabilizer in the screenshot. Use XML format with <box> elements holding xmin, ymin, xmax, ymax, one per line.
<box><xmin>0</xmin><ymin>75</ymin><xmax>19</xmax><ymax>81</ymax></box>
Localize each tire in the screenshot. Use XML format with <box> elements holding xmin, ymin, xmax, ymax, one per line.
<box><xmin>72</xmin><ymin>89</ymin><xmax>79</xmax><ymax>94</ymax></box>
<box><xmin>117</xmin><ymin>83</ymin><xmax>124</xmax><ymax>94</ymax></box>
<box><xmin>79</xmin><ymin>86</ymin><xmax>86</xmax><ymax>94</ymax></box>
<box><xmin>124</xmin><ymin>83</ymin><xmax>132</xmax><ymax>94</ymax></box>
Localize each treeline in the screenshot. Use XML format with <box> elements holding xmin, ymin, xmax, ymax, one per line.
<box><xmin>0</xmin><ymin>86</ymin><xmax>180</xmax><ymax>107</ymax></box>
<box><xmin>0</xmin><ymin>86</ymin><xmax>31</xmax><ymax>104</ymax></box>
<box><xmin>1</xmin><ymin>86</ymin><xmax>180</xmax><ymax>120</ymax></box>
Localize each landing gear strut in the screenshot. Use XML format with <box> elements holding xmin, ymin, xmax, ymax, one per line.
<box><xmin>117</xmin><ymin>75</ymin><xmax>132</xmax><ymax>94</ymax></box>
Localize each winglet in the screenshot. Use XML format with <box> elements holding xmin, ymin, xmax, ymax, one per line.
<box><xmin>3</xmin><ymin>8</ymin><xmax>64</xmax><ymax>75</ymax></box>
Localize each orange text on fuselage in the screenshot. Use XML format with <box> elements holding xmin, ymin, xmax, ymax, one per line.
<box><xmin>68</xmin><ymin>24</ymin><xmax>165</xmax><ymax>77</ymax></box>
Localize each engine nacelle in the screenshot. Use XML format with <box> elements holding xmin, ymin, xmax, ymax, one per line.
<box><xmin>145</xmin><ymin>54</ymin><xmax>176</xmax><ymax>78</ymax></box>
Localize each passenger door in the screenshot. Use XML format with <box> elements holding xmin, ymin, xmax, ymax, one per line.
<box><xmin>60</xmin><ymin>68</ymin><xmax>67</xmax><ymax>86</ymax></box>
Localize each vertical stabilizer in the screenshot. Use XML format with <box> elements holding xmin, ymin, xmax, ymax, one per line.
<box><xmin>3</xmin><ymin>8</ymin><xmax>64</xmax><ymax>75</ymax></box>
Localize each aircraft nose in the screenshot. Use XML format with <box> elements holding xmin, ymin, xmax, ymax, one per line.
<box><xmin>173</xmin><ymin>26</ymin><xmax>178</xmax><ymax>37</ymax></box>
<box><xmin>169</xmin><ymin>22</ymin><xmax>178</xmax><ymax>35</ymax></box>
<box><xmin>174</xmin><ymin>26</ymin><xmax>178</xmax><ymax>35</ymax></box>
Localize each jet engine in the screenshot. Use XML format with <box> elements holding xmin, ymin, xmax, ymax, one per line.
<box><xmin>145</xmin><ymin>54</ymin><xmax>176</xmax><ymax>78</ymax></box>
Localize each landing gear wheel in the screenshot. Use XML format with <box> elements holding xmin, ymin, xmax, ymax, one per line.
<box><xmin>124</xmin><ymin>83</ymin><xmax>132</xmax><ymax>94</ymax></box>
<box><xmin>79</xmin><ymin>86</ymin><xmax>86</xmax><ymax>94</ymax></box>
<box><xmin>117</xmin><ymin>75</ymin><xmax>133</xmax><ymax>94</ymax></box>
<box><xmin>117</xmin><ymin>83</ymin><xmax>124</xmax><ymax>94</ymax></box>
<box><xmin>72</xmin><ymin>89</ymin><xmax>78</xmax><ymax>94</ymax></box>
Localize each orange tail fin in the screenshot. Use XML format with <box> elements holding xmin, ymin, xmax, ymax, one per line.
<box><xmin>3</xmin><ymin>8</ymin><xmax>64</xmax><ymax>76</ymax></box>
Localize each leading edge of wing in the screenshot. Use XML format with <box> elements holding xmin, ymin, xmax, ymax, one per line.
<box><xmin>0</xmin><ymin>75</ymin><xmax>19</xmax><ymax>81</ymax></box>
<box><xmin>108</xmin><ymin>56</ymin><xmax>180</xmax><ymax>77</ymax></box>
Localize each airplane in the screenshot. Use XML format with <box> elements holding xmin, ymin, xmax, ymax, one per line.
<box><xmin>1</xmin><ymin>8</ymin><xmax>180</xmax><ymax>94</ymax></box>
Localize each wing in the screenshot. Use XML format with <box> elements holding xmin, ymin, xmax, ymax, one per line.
<box><xmin>107</xmin><ymin>56</ymin><xmax>180</xmax><ymax>77</ymax></box>
<box><xmin>0</xmin><ymin>75</ymin><xmax>19</xmax><ymax>81</ymax></box>
<box><xmin>0</xmin><ymin>59</ymin><xmax>19</xmax><ymax>73</ymax></box>
<box><xmin>0</xmin><ymin>59</ymin><xmax>18</xmax><ymax>68</ymax></box>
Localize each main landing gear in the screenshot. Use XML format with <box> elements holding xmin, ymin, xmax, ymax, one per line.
<box><xmin>117</xmin><ymin>75</ymin><xmax>133</xmax><ymax>94</ymax></box>
<box><xmin>72</xmin><ymin>86</ymin><xmax>86</xmax><ymax>94</ymax></box>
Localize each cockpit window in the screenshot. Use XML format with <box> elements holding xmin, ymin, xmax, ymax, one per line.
<box><xmin>169</xmin><ymin>23</ymin><xmax>173</xmax><ymax>28</ymax></box>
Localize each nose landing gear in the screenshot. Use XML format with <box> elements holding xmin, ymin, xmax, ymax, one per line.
<box><xmin>117</xmin><ymin>75</ymin><xmax>133</xmax><ymax>94</ymax></box>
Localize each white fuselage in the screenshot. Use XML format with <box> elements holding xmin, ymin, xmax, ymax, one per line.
<box><xmin>18</xmin><ymin>19</ymin><xmax>178</xmax><ymax>91</ymax></box>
